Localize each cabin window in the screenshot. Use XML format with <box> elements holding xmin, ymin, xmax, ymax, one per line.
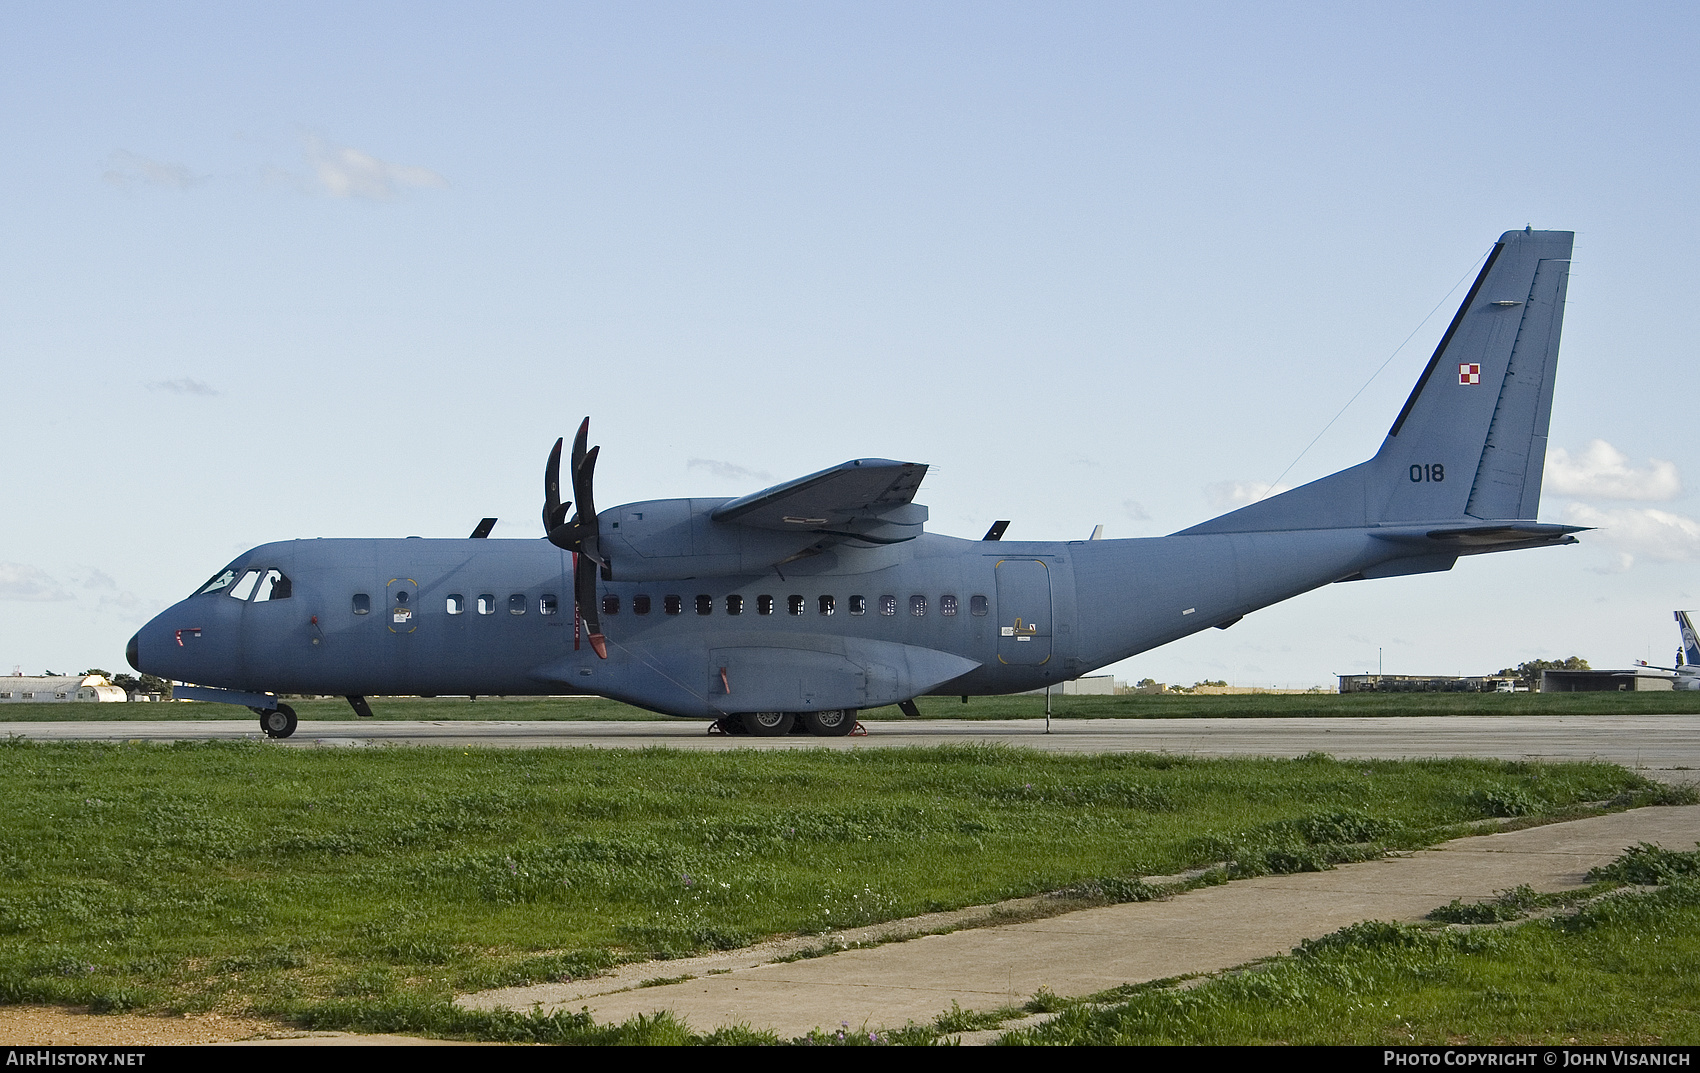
<box><xmin>664</xmin><ymin>595</ymin><xmax>682</xmax><ymax>615</ymax></box>
<box><xmin>199</xmin><ymin>569</ymin><xmax>238</xmax><ymax>595</ymax></box>
<box><xmin>910</xmin><ymin>595</ymin><xmax>927</xmax><ymax>617</ymax></box>
<box><xmin>603</xmin><ymin>594</ymin><xmax>621</xmax><ymax>615</ymax></box>
<box><xmin>352</xmin><ymin>593</ymin><xmax>371</xmax><ymax>615</ymax></box>
<box><xmin>229</xmin><ymin>570</ymin><xmax>261</xmax><ymax>601</ymax></box>
<box><xmin>56</xmin><ymin>692</ymin><xmax>67</xmax><ymax>699</ymax></box>
<box><xmin>696</xmin><ymin>595</ymin><xmax>713</xmax><ymax>615</ymax></box>
<box><xmin>0</xmin><ymin>693</ymin><xmax>9</xmax><ymax>699</ymax></box>
<box><xmin>940</xmin><ymin>594</ymin><xmax>958</xmax><ymax>616</ymax></box>
<box><xmin>726</xmin><ymin>594</ymin><xmax>744</xmax><ymax>615</ymax></box>
<box><xmin>253</xmin><ymin>569</ymin><xmax>292</xmax><ymax>602</ymax></box>
<box><xmin>22</xmin><ymin>692</ymin><xmax>34</xmax><ymax>699</ymax></box>
<box><xmin>633</xmin><ymin>595</ymin><xmax>651</xmax><ymax>615</ymax></box>
<box><xmin>970</xmin><ymin>595</ymin><xmax>989</xmax><ymax>616</ymax></box>
<box><xmin>788</xmin><ymin>595</ymin><xmax>805</xmax><ymax>615</ymax></box>
<box><xmin>818</xmin><ymin>594</ymin><xmax>835</xmax><ymax>615</ymax></box>
<box><xmin>477</xmin><ymin>594</ymin><xmax>496</xmax><ymax>615</ymax></box>
<box><xmin>880</xmin><ymin>595</ymin><xmax>897</xmax><ymax>616</ymax></box>
<box><xmin>849</xmin><ymin>595</ymin><xmax>866</xmax><ymax>616</ymax></box>
<box><xmin>539</xmin><ymin>594</ymin><xmax>559</xmax><ymax>616</ymax></box>
<box><xmin>509</xmin><ymin>594</ymin><xmax>526</xmax><ymax>615</ymax></box>
<box><xmin>446</xmin><ymin>594</ymin><xmax>465</xmax><ymax>615</ymax></box>
<box><xmin>757</xmin><ymin>595</ymin><xmax>774</xmax><ymax>615</ymax></box>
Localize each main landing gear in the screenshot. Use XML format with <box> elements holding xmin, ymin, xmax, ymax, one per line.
<box><xmin>710</xmin><ymin>710</ymin><xmax>861</xmax><ymax>737</ymax></box>
<box><xmin>253</xmin><ymin>702</ymin><xmax>298</xmax><ymax>739</ymax></box>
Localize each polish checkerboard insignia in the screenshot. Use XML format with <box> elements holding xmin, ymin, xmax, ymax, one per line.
<box><xmin>1458</xmin><ymin>363</ymin><xmax>1481</xmax><ymax>385</ymax></box>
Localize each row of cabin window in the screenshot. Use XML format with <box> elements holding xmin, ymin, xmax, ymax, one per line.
<box><xmin>602</xmin><ymin>593</ymin><xmax>988</xmax><ymax>617</ymax></box>
<box><xmin>350</xmin><ymin>593</ymin><xmax>991</xmax><ymax>618</ymax></box>
<box><xmin>351</xmin><ymin>593</ymin><xmax>556</xmax><ymax>616</ymax></box>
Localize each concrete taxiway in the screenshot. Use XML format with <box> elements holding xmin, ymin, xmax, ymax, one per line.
<box><xmin>459</xmin><ymin>804</ymin><xmax>1700</xmax><ymax>1041</ymax></box>
<box><xmin>4</xmin><ymin>714</ymin><xmax>1696</xmax><ymax>783</ymax></box>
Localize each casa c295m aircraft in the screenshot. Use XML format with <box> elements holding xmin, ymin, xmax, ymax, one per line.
<box><xmin>130</xmin><ymin>228</ymin><xmax>1582</xmax><ymax>738</ymax></box>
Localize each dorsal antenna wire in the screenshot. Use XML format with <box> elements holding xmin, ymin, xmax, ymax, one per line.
<box><xmin>1256</xmin><ymin>249</ymin><xmax>1490</xmax><ymax>502</ymax></box>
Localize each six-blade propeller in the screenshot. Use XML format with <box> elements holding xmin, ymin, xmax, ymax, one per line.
<box><xmin>543</xmin><ymin>418</ymin><xmax>608</xmax><ymax>658</ymax></box>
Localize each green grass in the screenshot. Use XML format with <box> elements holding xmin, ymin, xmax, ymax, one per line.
<box><xmin>1002</xmin><ymin>851</ymin><xmax>1700</xmax><ymax>1046</ymax></box>
<box><xmin>0</xmin><ymin>737</ymin><xmax>1682</xmax><ymax>1039</ymax></box>
<box><xmin>8</xmin><ymin>688</ymin><xmax>1700</xmax><ymax>722</ymax></box>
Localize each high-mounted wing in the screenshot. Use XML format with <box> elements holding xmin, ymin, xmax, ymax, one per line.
<box><xmin>712</xmin><ymin>459</ymin><xmax>929</xmax><ymax>545</ymax></box>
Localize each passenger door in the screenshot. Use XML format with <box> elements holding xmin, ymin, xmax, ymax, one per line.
<box><xmin>994</xmin><ymin>558</ymin><xmax>1052</xmax><ymax>666</ymax></box>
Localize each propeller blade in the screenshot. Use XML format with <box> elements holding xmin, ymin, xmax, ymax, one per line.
<box><xmin>570</xmin><ymin>417</ymin><xmax>590</xmax><ymax>488</ymax></box>
<box><xmin>573</xmin><ymin>445</ymin><xmax>601</xmax><ymax>563</ymax></box>
<box><xmin>575</xmin><ymin>550</ymin><xmax>606</xmax><ymax>658</ymax></box>
<box><xmin>543</xmin><ymin>438</ymin><xmax>571</xmax><ymax>533</ymax></box>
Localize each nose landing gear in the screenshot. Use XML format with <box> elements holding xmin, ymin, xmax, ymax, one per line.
<box><xmin>253</xmin><ymin>702</ymin><xmax>298</xmax><ymax>739</ymax></box>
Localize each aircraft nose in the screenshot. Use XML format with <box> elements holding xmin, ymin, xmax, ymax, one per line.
<box><xmin>126</xmin><ymin>631</ymin><xmax>140</xmax><ymax>672</ymax></box>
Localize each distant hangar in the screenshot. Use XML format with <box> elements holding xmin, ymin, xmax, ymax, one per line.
<box><xmin>0</xmin><ymin>673</ymin><xmax>128</xmax><ymax>703</ymax></box>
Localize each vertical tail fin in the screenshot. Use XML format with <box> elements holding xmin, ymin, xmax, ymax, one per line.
<box><xmin>1183</xmin><ymin>228</ymin><xmax>1573</xmax><ymax>535</ymax></box>
<box><xmin>1373</xmin><ymin>228</ymin><xmax>1573</xmax><ymax>523</ymax></box>
<box><xmin>1677</xmin><ymin>611</ymin><xmax>1700</xmax><ymax>667</ymax></box>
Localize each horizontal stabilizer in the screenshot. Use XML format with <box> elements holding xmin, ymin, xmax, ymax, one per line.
<box><xmin>1372</xmin><ymin>522</ymin><xmax>1587</xmax><ymax>555</ymax></box>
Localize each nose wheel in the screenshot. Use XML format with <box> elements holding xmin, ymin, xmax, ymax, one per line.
<box><xmin>257</xmin><ymin>702</ymin><xmax>298</xmax><ymax>739</ymax></box>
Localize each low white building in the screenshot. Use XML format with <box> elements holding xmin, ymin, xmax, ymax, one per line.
<box><xmin>0</xmin><ymin>674</ymin><xmax>129</xmax><ymax>703</ymax></box>
<box><xmin>1020</xmin><ymin>675</ymin><xmax>1122</xmax><ymax>696</ymax></box>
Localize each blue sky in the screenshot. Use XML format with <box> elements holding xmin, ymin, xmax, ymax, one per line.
<box><xmin>4</xmin><ymin>3</ymin><xmax>1699</xmax><ymax>687</ymax></box>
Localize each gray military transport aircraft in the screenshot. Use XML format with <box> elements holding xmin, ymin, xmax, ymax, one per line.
<box><xmin>129</xmin><ymin>228</ymin><xmax>1581</xmax><ymax>739</ymax></box>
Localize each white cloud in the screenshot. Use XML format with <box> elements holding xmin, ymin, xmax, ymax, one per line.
<box><xmin>687</xmin><ymin>458</ymin><xmax>773</xmax><ymax>483</ymax></box>
<box><xmin>79</xmin><ymin>568</ymin><xmax>147</xmax><ymax>618</ymax></box>
<box><xmin>1206</xmin><ymin>481</ymin><xmax>1291</xmax><ymax>510</ymax></box>
<box><xmin>303</xmin><ymin>134</ymin><xmax>448</xmax><ymax>201</ymax></box>
<box><xmin>1122</xmin><ymin>499</ymin><xmax>1150</xmax><ymax>521</ymax></box>
<box><xmin>1562</xmin><ymin>503</ymin><xmax>1700</xmax><ymax>568</ymax></box>
<box><xmin>0</xmin><ymin>563</ymin><xmax>73</xmax><ymax>602</ymax></box>
<box><xmin>147</xmin><ymin>377</ymin><xmax>219</xmax><ymax>396</ymax></box>
<box><xmin>1546</xmin><ymin>440</ymin><xmax>1681</xmax><ymax>501</ymax></box>
<box><xmin>103</xmin><ymin>150</ymin><xmax>201</xmax><ymax>190</ymax></box>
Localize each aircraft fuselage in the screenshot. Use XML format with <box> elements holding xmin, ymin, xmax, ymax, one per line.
<box><xmin>134</xmin><ymin>525</ymin><xmax>1413</xmax><ymax>717</ymax></box>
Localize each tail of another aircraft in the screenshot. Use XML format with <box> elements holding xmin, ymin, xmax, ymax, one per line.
<box><xmin>1185</xmin><ymin>229</ymin><xmax>1576</xmax><ymax>537</ymax></box>
<box><xmin>1678</xmin><ymin>611</ymin><xmax>1700</xmax><ymax>667</ymax></box>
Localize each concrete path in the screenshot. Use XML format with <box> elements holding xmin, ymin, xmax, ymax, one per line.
<box><xmin>6</xmin><ymin>715</ymin><xmax>1698</xmax><ymax>783</ymax></box>
<box><xmin>460</xmin><ymin>805</ymin><xmax>1700</xmax><ymax>1040</ymax></box>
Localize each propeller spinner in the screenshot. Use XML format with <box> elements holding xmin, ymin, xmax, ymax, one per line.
<box><xmin>543</xmin><ymin>418</ymin><xmax>608</xmax><ymax>659</ymax></box>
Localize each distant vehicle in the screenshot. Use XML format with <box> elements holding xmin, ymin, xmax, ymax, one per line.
<box><xmin>1633</xmin><ymin>611</ymin><xmax>1700</xmax><ymax>690</ymax></box>
<box><xmin>129</xmin><ymin>228</ymin><xmax>1584</xmax><ymax>739</ymax></box>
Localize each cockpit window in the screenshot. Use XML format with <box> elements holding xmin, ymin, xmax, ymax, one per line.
<box><xmin>198</xmin><ymin>569</ymin><xmax>239</xmax><ymax>596</ymax></box>
<box><xmin>253</xmin><ymin>570</ymin><xmax>292</xmax><ymax>602</ymax></box>
<box><xmin>228</xmin><ymin>570</ymin><xmax>262</xmax><ymax>600</ymax></box>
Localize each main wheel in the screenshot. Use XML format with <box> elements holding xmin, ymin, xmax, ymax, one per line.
<box><xmin>800</xmin><ymin>709</ymin><xmax>857</xmax><ymax>737</ymax></box>
<box><xmin>260</xmin><ymin>702</ymin><xmax>298</xmax><ymax>739</ymax></box>
<box><xmin>740</xmin><ymin>711</ymin><xmax>794</xmax><ymax>736</ymax></box>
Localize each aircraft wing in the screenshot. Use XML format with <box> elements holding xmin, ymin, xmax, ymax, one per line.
<box><xmin>712</xmin><ymin>459</ymin><xmax>929</xmax><ymax>545</ymax></box>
